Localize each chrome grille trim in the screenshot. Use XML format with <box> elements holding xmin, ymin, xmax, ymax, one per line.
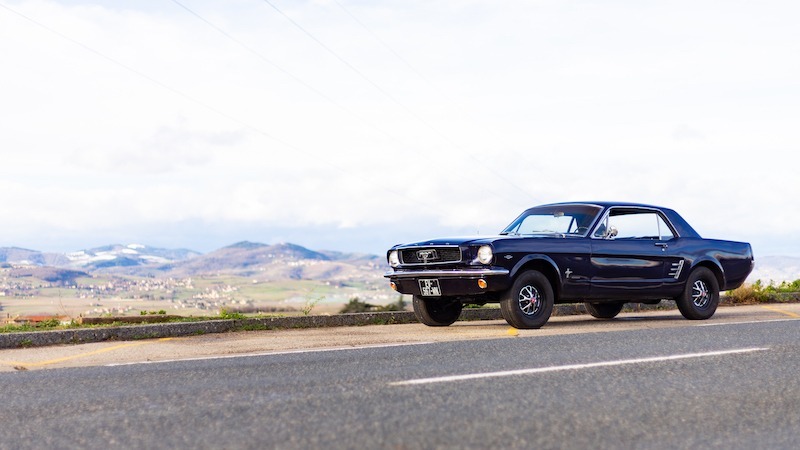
<box><xmin>398</xmin><ymin>245</ymin><xmax>462</xmax><ymax>266</ymax></box>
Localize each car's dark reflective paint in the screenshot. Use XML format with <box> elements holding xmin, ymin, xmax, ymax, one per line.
<box><xmin>385</xmin><ymin>202</ymin><xmax>754</xmax><ymax>328</ymax></box>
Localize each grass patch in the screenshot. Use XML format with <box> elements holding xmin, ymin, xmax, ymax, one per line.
<box><xmin>725</xmin><ymin>279</ymin><xmax>800</xmax><ymax>304</ymax></box>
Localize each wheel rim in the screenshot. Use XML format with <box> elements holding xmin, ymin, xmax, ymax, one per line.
<box><xmin>518</xmin><ymin>285</ymin><xmax>541</xmax><ymax>316</ymax></box>
<box><xmin>692</xmin><ymin>280</ymin><xmax>711</xmax><ymax>308</ymax></box>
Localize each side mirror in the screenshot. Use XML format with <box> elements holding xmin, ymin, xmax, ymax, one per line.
<box><xmin>605</xmin><ymin>226</ymin><xmax>618</xmax><ymax>239</ymax></box>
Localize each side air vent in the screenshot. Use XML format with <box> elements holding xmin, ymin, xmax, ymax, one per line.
<box><xmin>669</xmin><ymin>260</ymin><xmax>685</xmax><ymax>279</ymax></box>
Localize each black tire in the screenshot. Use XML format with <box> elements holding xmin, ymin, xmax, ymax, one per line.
<box><xmin>412</xmin><ymin>296</ymin><xmax>463</xmax><ymax>326</ymax></box>
<box><xmin>500</xmin><ymin>271</ymin><xmax>554</xmax><ymax>329</ymax></box>
<box><xmin>676</xmin><ymin>267</ymin><xmax>720</xmax><ymax>320</ymax></box>
<box><xmin>584</xmin><ymin>301</ymin><xmax>624</xmax><ymax>319</ymax></box>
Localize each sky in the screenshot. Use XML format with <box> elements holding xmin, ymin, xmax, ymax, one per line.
<box><xmin>1</xmin><ymin>0</ymin><xmax>799</xmax><ymax>257</ymax></box>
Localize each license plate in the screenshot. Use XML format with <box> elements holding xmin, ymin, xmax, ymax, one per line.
<box><xmin>418</xmin><ymin>279</ymin><xmax>442</xmax><ymax>296</ymax></box>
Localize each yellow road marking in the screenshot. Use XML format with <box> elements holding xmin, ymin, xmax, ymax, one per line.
<box><xmin>760</xmin><ymin>305</ymin><xmax>800</xmax><ymax>318</ymax></box>
<box><xmin>0</xmin><ymin>338</ymin><xmax>174</xmax><ymax>369</ymax></box>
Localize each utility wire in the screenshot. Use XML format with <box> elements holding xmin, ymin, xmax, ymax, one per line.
<box><xmin>0</xmin><ymin>1</ymin><xmax>436</xmax><ymax>211</ymax></box>
<box><xmin>260</xmin><ymin>0</ymin><xmax>461</xmax><ymax>149</ymax></box>
<box><xmin>264</xmin><ymin>0</ymin><xmax>538</xmax><ymax>204</ymax></box>
<box><xmin>169</xmin><ymin>0</ymin><xmax>403</xmax><ymax>146</ymax></box>
<box><xmin>334</xmin><ymin>0</ymin><xmax>541</xmax><ymax>205</ymax></box>
<box><xmin>333</xmin><ymin>0</ymin><xmax>448</xmax><ymax>104</ymax></box>
<box><xmin>168</xmin><ymin>0</ymin><xmax>518</xmax><ymax>207</ymax></box>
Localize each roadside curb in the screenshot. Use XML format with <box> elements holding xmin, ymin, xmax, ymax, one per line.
<box><xmin>0</xmin><ymin>309</ymin><xmax>503</xmax><ymax>349</ymax></box>
<box><xmin>0</xmin><ymin>300</ymin><xmax>720</xmax><ymax>350</ymax></box>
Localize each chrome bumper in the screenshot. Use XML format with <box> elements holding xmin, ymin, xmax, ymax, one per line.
<box><xmin>384</xmin><ymin>268</ymin><xmax>510</xmax><ymax>279</ymax></box>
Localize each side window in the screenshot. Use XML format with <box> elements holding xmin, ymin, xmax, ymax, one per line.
<box><xmin>608</xmin><ymin>211</ymin><xmax>671</xmax><ymax>239</ymax></box>
<box><xmin>593</xmin><ymin>215</ymin><xmax>608</xmax><ymax>238</ymax></box>
<box><xmin>656</xmin><ymin>215</ymin><xmax>675</xmax><ymax>240</ymax></box>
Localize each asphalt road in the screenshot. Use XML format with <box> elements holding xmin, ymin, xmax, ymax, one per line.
<box><xmin>1</xmin><ymin>305</ymin><xmax>799</xmax><ymax>449</ymax></box>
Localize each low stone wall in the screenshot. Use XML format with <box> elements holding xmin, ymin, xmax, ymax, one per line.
<box><xmin>0</xmin><ymin>309</ymin><xmax>505</xmax><ymax>349</ymax></box>
<box><xmin>0</xmin><ymin>301</ymin><xmax>687</xmax><ymax>349</ymax></box>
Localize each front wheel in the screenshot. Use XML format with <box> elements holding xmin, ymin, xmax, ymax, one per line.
<box><xmin>584</xmin><ymin>301</ymin><xmax>624</xmax><ymax>319</ymax></box>
<box><xmin>676</xmin><ymin>267</ymin><xmax>720</xmax><ymax>320</ymax></box>
<box><xmin>500</xmin><ymin>271</ymin><xmax>554</xmax><ymax>329</ymax></box>
<box><xmin>412</xmin><ymin>296</ymin><xmax>463</xmax><ymax>326</ymax></box>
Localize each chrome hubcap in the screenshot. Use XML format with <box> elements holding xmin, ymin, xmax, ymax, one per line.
<box><xmin>518</xmin><ymin>285</ymin><xmax>541</xmax><ymax>316</ymax></box>
<box><xmin>692</xmin><ymin>280</ymin><xmax>711</xmax><ymax>308</ymax></box>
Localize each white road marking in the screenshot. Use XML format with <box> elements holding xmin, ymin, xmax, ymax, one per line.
<box><xmin>698</xmin><ymin>318</ymin><xmax>800</xmax><ymax>327</ymax></box>
<box><xmin>105</xmin><ymin>341</ymin><xmax>435</xmax><ymax>367</ymax></box>
<box><xmin>390</xmin><ymin>347</ymin><xmax>769</xmax><ymax>386</ymax></box>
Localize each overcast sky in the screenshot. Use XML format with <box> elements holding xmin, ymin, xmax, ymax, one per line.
<box><xmin>1</xmin><ymin>0</ymin><xmax>798</xmax><ymax>257</ymax></box>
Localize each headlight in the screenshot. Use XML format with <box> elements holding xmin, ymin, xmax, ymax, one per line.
<box><xmin>388</xmin><ymin>250</ymin><xmax>400</xmax><ymax>267</ymax></box>
<box><xmin>477</xmin><ymin>245</ymin><xmax>493</xmax><ymax>265</ymax></box>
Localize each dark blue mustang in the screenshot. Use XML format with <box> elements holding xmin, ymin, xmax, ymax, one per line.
<box><xmin>385</xmin><ymin>202</ymin><xmax>754</xmax><ymax>329</ymax></box>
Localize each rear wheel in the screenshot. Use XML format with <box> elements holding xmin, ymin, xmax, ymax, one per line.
<box><xmin>500</xmin><ymin>271</ymin><xmax>554</xmax><ymax>329</ymax></box>
<box><xmin>584</xmin><ymin>301</ymin><xmax>624</xmax><ymax>319</ymax></box>
<box><xmin>412</xmin><ymin>296</ymin><xmax>463</xmax><ymax>326</ymax></box>
<box><xmin>676</xmin><ymin>267</ymin><xmax>720</xmax><ymax>320</ymax></box>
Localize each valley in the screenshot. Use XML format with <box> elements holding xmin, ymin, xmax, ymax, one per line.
<box><xmin>0</xmin><ymin>242</ymin><xmax>397</xmax><ymax>319</ymax></box>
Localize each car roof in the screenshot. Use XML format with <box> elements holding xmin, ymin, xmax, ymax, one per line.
<box><xmin>536</xmin><ymin>201</ymin><xmax>668</xmax><ymax>210</ymax></box>
<box><xmin>529</xmin><ymin>201</ymin><xmax>700</xmax><ymax>238</ymax></box>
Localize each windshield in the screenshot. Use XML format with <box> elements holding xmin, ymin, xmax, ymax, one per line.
<box><xmin>501</xmin><ymin>204</ymin><xmax>602</xmax><ymax>236</ymax></box>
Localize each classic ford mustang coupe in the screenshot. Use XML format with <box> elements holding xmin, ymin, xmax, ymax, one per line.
<box><xmin>385</xmin><ymin>202</ymin><xmax>754</xmax><ymax>329</ymax></box>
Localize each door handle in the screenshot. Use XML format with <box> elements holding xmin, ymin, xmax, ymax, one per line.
<box><xmin>655</xmin><ymin>242</ymin><xmax>668</xmax><ymax>251</ymax></box>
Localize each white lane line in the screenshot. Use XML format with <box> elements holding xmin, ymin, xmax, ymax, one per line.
<box><xmin>390</xmin><ymin>347</ymin><xmax>769</xmax><ymax>386</ymax></box>
<box><xmin>106</xmin><ymin>341</ymin><xmax>435</xmax><ymax>367</ymax></box>
<box><xmin>698</xmin><ymin>318</ymin><xmax>800</xmax><ymax>327</ymax></box>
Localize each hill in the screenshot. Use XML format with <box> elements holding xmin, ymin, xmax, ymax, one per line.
<box><xmin>0</xmin><ymin>242</ymin><xmax>385</xmax><ymax>282</ymax></box>
<box><xmin>0</xmin><ymin>247</ymin><xmax>70</xmax><ymax>267</ymax></box>
<box><xmin>748</xmin><ymin>256</ymin><xmax>800</xmax><ymax>284</ymax></box>
<box><xmin>161</xmin><ymin>242</ymin><xmax>383</xmax><ymax>282</ymax></box>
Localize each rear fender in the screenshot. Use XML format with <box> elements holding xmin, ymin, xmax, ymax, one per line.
<box><xmin>688</xmin><ymin>257</ymin><xmax>726</xmax><ymax>288</ymax></box>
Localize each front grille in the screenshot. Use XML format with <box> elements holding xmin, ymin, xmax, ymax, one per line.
<box><xmin>400</xmin><ymin>247</ymin><xmax>462</xmax><ymax>265</ymax></box>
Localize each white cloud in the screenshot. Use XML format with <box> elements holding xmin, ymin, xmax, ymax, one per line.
<box><xmin>0</xmin><ymin>0</ymin><xmax>798</xmax><ymax>256</ymax></box>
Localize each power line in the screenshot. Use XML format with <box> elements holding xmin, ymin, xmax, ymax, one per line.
<box><xmin>333</xmin><ymin>1</ymin><xmax>543</xmax><ymax>205</ymax></box>
<box><xmin>170</xmin><ymin>0</ymin><xmax>524</xmax><ymax>205</ymax></box>
<box><xmin>0</xmin><ymin>1</ymin><xmax>438</xmax><ymax>211</ymax></box>
<box><xmin>257</xmin><ymin>0</ymin><xmax>532</xmax><ymax>204</ymax></box>
<box><xmin>169</xmin><ymin>0</ymin><xmax>405</xmax><ymax>147</ymax></box>
<box><xmin>260</xmin><ymin>0</ymin><xmax>462</xmax><ymax>148</ymax></box>
<box><xmin>333</xmin><ymin>0</ymin><xmax>449</xmax><ymax>104</ymax></box>
<box><xmin>167</xmin><ymin>1</ymin><xmax>520</xmax><ymax>207</ymax></box>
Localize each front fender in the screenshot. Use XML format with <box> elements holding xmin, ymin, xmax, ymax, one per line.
<box><xmin>508</xmin><ymin>254</ymin><xmax>562</xmax><ymax>286</ymax></box>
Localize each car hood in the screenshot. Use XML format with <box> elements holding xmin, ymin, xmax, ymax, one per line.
<box><xmin>392</xmin><ymin>235</ymin><xmax>508</xmax><ymax>248</ymax></box>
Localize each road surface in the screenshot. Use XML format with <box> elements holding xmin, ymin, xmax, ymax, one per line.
<box><xmin>1</xmin><ymin>304</ymin><xmax>799</xmax><ymax>449</ymax></box>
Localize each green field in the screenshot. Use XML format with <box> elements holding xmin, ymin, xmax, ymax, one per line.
<box><xmin>0</xmin><ymin>269</ymin><xmax>402</xmax><ymax>319</ymax></box>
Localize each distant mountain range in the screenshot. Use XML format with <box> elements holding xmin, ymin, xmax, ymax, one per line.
<box><xmin>748</xmin><ymin>256</ymin><xmax>800</xmax><ymax>284</ymax></box>
<box><xmin>0</xmin><ymin>242</ymin><xmax>385</xmax><ymax>282</ymax></box>
<box><xmin>0</xmin><ymin>243</ymin><xmax>796</xmax><ymax>283</ymax></box>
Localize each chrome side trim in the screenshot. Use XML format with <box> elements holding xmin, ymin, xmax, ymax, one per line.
<box><xmin>669</xmin><ymin>259</ymin><xmax>685</xmax><ymax>279</ymax></box>
<box><xmin>384</xmin><ymin>268</ymin><xmax>510</xmax><ymax>279</ymax></box>
<box><xmin>590</xmin><ymin>206</ymin><xmax>681</xmax><ymax>240</ymax></box>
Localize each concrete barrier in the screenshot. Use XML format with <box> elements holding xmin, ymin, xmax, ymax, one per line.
<box><xmin>0</xmin><ymin>302</ymin><xmax>680</xmax><ymax>349</ymax></box>
<box><xmin>0</xmin><ymin>309</ymin><xmax>504</xmax><ymax>349</ymax></box>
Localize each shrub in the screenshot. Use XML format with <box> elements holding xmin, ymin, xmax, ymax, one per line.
<box><xmin>339</xmin><ymin>297</ymin><xmax>374</xmax><ymax>314</ymax></box>
<box><xmin>339</xmin><ymin>296</ymin><xmax>407</xmax><ymax>314</ymax></box>
<box><xmin>726</xmin><ymin>284</ymin><xmax>768</xmax><ymax>304</ymax></box>
<box><xmin>378</xmin><ymin>297</ymin><xmax>407</xmax><ymax>312</ymax></box>
<box><xmin>219</xmin><ymin>308</ymin><xmax>246</xmax><ymax>320</ymax></box>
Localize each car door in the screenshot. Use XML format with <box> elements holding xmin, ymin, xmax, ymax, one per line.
<box><xmin>589</xmin><ymin>208</ymin><xmax>680</xmax><ymax>299</ymax></box>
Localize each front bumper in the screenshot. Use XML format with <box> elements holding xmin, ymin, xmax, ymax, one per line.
<box><xmin>385</xmin><ymin>268</ymin><xmax>511</xmax><ymax>297</ymax></box>
<box><xmin>384</xmin><ymin>268</ymin><xmax>510</xmax><ymax>279</ymax></box>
